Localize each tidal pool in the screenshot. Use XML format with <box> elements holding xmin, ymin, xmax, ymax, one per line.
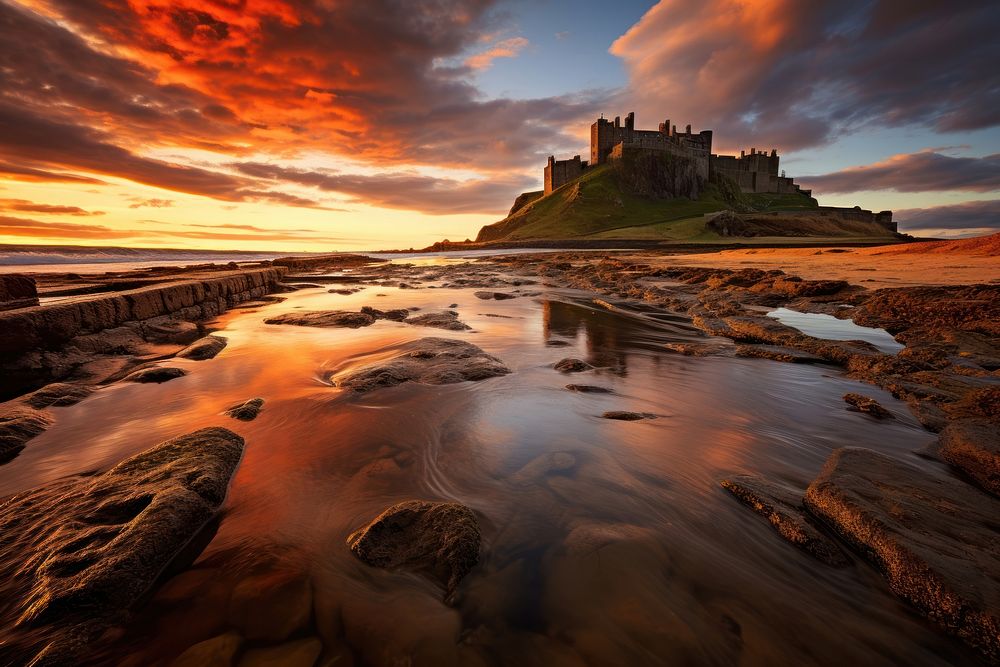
<box><xmin>0</xmin><ymin>274</ymin><xmax>977</xmax><ymax>666</ymax></box>
<box><xmin>767</xmin><ymin>307</ymin><xmax>904</xmax><ymax>353</ymax></box>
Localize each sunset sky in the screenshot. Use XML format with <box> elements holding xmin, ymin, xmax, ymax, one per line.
<box><xmin>0</xmin><ymin>0</ymin><xmax>997</xmax><ymax>250</ymax></box>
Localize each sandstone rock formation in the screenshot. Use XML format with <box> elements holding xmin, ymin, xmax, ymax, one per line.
<box><xmin>0</xmin><ymin>274</ymin><xmax>39</xmax><ymax>311</ymax></box>
<box><xmin>0</xmin><ymin>427</ymin><xmax>245</xmax><ymax>665</ymax></box>
<box><xmin>23</xmin><ymin>383</ymin><xmax>94</xmax><ymax>409</ymax></box>
<box><xmin>805</xmin><ymin>447</ymin><xmax>1000</xmax><ymax>660</ymax></box>
<box><xmin>334</xmin><ymin>338</ymin><xmax>509</xmax><ymax>393</ymax></box>
<box><xmin>0</xmin><ymin>406</ymin><xmax>52</xmax><ymax>464</ymax></box>
<box><xmin>735</xmin><ymin>344</ymin><xmax>825</xmax><ymax>364</ymax></box>
<box><xmin>405</xmin><ymin>310</ymin><xmax>471</xmax><ymax>331</ymax></box>
<box><xmin>225</xmin><ymin>398</ymin><xmax>264</xmax><ymax>421</ymax></box>
<box><xmin>347</xmin><ymin>500</ymin><xmax>481</xmax><ymax>597</ymax></box>
<box><xmin>843</xmin><ymin>392</ymin><xmax>893</xmax><ymax>418</ymax></box>
<box><xmin>176</xmin><ymin>335</ymin><xmax>227</xmax><ymax>361</ymax></box>
<box><xmin>934</xmin><ymin>418</ymin><xmax>1000</xmax><ymax>497</ymax></box>
<box><xmin>125</xmin><ymin>366</ymin><xmax>188</xmax><ymax>383</ymax></box>
<box><xmin>721</xmin><ymin>475</ymin><xmax>849</xmax><ymax>566</ymax></box>
<box><xmin>474</xmin><ymin>291</ymin><xmax>517</xmax><ymax>300</ymax></box>
<box><xmin>169</xmin><ymin>632</ymin><xmax>243</xmax><ymax>667</ymax></box>
<box><xmin>554</xmin><ymin>358</ymin><xmax>592</xmax><ymax>373</ymax></box>
<box><xmin>565</xmin><ymin>384</ymin><xmax>613</xmax><ymax>393</ymax></box>
<box><xmin>265</xmin><ymin>310</ymin><xmax>376</xmax><ymax>328</ymax></box>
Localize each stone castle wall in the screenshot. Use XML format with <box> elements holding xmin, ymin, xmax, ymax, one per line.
<box><xmin>544</xmin><ymin>155</ymin><xmax>586</xmax><ymax>195</ymax></box>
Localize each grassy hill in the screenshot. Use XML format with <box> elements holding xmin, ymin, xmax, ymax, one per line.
<box><xmin>476</xmin><ymin>164</ymin><xmax>896</xmax><ymax>244</ymax></box>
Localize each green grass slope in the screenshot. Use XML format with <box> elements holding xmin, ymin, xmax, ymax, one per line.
<box><xmin>476</xmin><ymin>165</ymin><xmax>829</xmax><ymax>243</ymax></box>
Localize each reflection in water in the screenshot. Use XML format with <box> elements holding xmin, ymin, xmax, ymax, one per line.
<box><xmin>0</xmin><ymin>281</ymin><xmax>979</xmax><ymax>666</ymax></box>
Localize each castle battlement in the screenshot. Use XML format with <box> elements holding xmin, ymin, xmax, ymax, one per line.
<box><xmin>544</xmin><ymin>112</ymin><xmax>812</xmax><ymax>198</ymax></box>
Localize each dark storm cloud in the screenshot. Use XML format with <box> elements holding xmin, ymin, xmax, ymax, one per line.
<box><xmin>799</xmin><ymin>152</ymin><xmax>1000</xmax><ymax>194</ymax></box>
<box><xmin>895</xmin><ymin>199</ymin><xmax>1000</xmax><ymax>232</ymax></box>
<box><xmin>612</xmin><ymin>0</ymin><xmax>1000</xmax><ymax>151</ymax></box>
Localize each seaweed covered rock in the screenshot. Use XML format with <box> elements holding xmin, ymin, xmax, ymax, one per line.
<box><xmin>0</xmin><ymin>427</ymin><xmax>245</xmax><ymax>666</ymax></box>
<box><xmin>347</xmin><ymin>500</ymin><xmax>481</xmax><ymax>597</ymax></box>
<box><xmin>335</xmin><ymin>338</ymin><xmax>509</xmax><ymax>393</ymax></box>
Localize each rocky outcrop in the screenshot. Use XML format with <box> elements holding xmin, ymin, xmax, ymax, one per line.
<box><xmin>334</xmin><ymin>338</ymin><xmax>510</xmax><ymax>393</ymax></box>
<box><xmin>124</xmin><ymin>366</ymin><xmax>188</xmax><ymax>383</ymax></box>
<box><xmin>265</xmin><ymin>310</ymin><xmax>376</xmax><ymax>328</ymax></box>
<box><xmin>225</xmin><ymin>398</ymin><xmax>264</xmax><ymax>421</ymax></box>
<box><xmin>601</xmin><ymin>411</ymin><xmax>658</xmax><ymax>421</ymax></box>
<box><xmin>405</xmin><ymin>310</ymin><xmax>471</xmax><ymax>331</ymax></box>
<box><xmin>721</xmin><ymin>475</ymin><xmax>848</xmax><ymax>566</ymax></box>
<box><xmin>23</xmin><ymin>383</ymin><xmax>94</xmax><ymax>408</ymax></box>
<box><xmin>176</xmin><ymin>335</ymin><xmax>227</xmax><ymax>360</ymax></box>
<box><xmin>0</xmin><ymin>406</ymin><xmax>52</xmax><ymax>464</ymax></box>
<box><xmin>934</xmin><ymin>418</ymin><xmax>1000</xmax><ymax>496</ymax></box>
<box><xmin>804</xmin><ymin>447</ymin><xmax>1000</xmax><ymax>661</ymax></box>
<box><xmin>0</xmin><ymin>267</ymin><xmax>285</xmax><ymax>400</ymax></box>
<box><xmin>565</xmin><ymin>384</ymin><xmax>613</xmax><ymax>393</ymax></box>
<box><xmin>347</xmin><ymin>500</ymin><xmax>481</xmax><ymax>597</ymax></box>
<box><xmin>554</xmin><ymin>358</ymin><xmax>592</xmax><ymax>373</ymax></box>
<box><xmin>0</xmin><ymin>274</ymin><xmax>38</xmax><ymax>311</ymax></box>
<box><xmin>735</xmin><ymin>344</ymin><xmax>825</xmax><ymax>364</ymax></box>
<box><xmin>474</xmin><ymin>291</ymin><xmax>517</xmax><ymax>300</ymax></box>
<box><xmin>843</xmin><ymin>392</ymin><xmax>893</xmax><ymax>418</ymax></box>
<box><xmin>0</xmin><ymin>427</ymin><xmax>245</xmax><ymax>666</ymax></box>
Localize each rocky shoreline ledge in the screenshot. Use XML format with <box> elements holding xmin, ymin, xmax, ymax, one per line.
<box><xmin>0</xmin><ymin>248</ymin><xmax>997</xmax><ymax>664</ymax></box>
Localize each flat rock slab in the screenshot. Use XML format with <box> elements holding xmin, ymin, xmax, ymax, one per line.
<box><xmin>474</xmin><ymin>291</ymin><xmax>516</xmax><ymax>300</ymax></box>
<box><xmin>804</xmin><ymin>447</ymin><xmax>1000</xmax><ymax>660</ymax></box>
<box><xmin>721</xmin><ymin>475</ymin><xmax>849</xmax><ymax>567</ymax></box>
<box><xmin>566</xmin><ymin>384</ymin><xmax>613</xmax><ymax>394</ymax></box>
<box><xmin>935</xmin><ymin>418</ymin><xmax>1000</xmax><ymax>497</ymax></box>
<box><xmin>335</xmin><ymin>337</ymin><xmax>509</xmax><ymax>393</ymax></box>
<box><xmin>405</xmin><ymin>310</ymin><xmax>471</xmax><ymax>331</ymax></box>
<box><xmin>347</xmin><ymin>500</ymin><xmax>481</xmax><ymax>596</ymax></box>
<box><xmin>125</xmin><ymin>366</ymin><xmax>188</xmax><ymax>383</ymax></box>
<box><xmin>843</xmin><ymin>392</ymin><xmax>894</xmax><ymax>418</ymax></box>
<box><xmin>735</xmin><ymin>344</ymin><xmax>826</xmax><ymax>364</ymax></box>
<box><xmin>225</xmin><ymin>397</ymin><xmax>264</xmax><ymax>421</ymax></box>
<box><xmin>0</xmin><ymin>407</ymin><xmax>52</xmax><ymax>464</ymax></box>
<box><xmin>0</xmin><ymin>427</ymin><xmax>245</xmax><ymax>665</ymax></box>
<box><xmin>265</xmin><ymin>310</ymin><xmax>376</xmax><ymax>328</ymax></box>
<box><xmin>554</xmin><ymin>358</ymin><xmax>592</xmax><ymax>373</ymax></box>
<box><xmin>177</xmin><ymin>335</ymin><xmax>227</xmax><ymax>360</ymax></box>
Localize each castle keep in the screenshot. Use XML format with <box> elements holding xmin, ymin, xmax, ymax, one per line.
<box><xmin>544</xmin><ymin>112</ymin><xmax>812</xmax><ymax>198</ymax></box>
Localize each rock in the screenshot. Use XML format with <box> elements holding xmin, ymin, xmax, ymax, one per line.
<box><xmin>141</xmin><ymin>318</ymin><xmax>201</xmax><ymax>344</ymax></box>
<box><xmin>347</xmin><ymin>500</ymin><xmax>481</xmax><ymax>597</ymax></box>
<box><xmin>0</xmin><ymin>406</ymin><xmax>52</xmax><ymax>463</ymax></box>
<box><xmin>328</xmin><ymin>287</ymin><xmax>361</xmax><ymax>295</ymax></box>
<box><xmin>177</xmin><ymin>335</ymin><xmax>228</xmax><ymax>360</ymax></box>
<box><xmin>228</xmin><ymin>572</ymin><xmax>312</xmax><ymax>642</ymax></box>
<box><xmin>843</xmin><ymin>392</ymin><xmax>894</xmax><ymax>418</ymax></box>
<box><xmin>473</xmin><ymin>291</ymin><xmax>516</xmax><ymax>300</ymax></box>
<box><xmin>565</xmin><ymin>384</ymin><xmax>613</xmax><ymax>394</ymax></box>
<box><xmin>225</xmin><ymin>398</ymin><xmax>264</xmax><ymax>421</ymax></box>
<box><xmin>170</xmin><ymin>632</ymin><xmax>244</xmax><ymax>667</ymax></box>
<box><xmin>238</xmin><ymin>637</ymin><xmax>322</xmax><ymax>667</ymax></box>
<box><xmin>804</xmin><ymin>447</ymin><xmax>1000</xmax><ymax>661</ymax></box>
<box><xmin>600</xmin><ymin>411</ymin><xmax>658</xmax><ymax>421</ymax></box>
<box><xmin>545</xmin><ymin>339</ymin><xmax>572</xmax><ymax>347</ymax></box>
<box><xmin>510</xmin><ymin>452</ymin><xmax>577</xmax><ymax>485</ymax></box>
<box><xmin>0</xmin><ymin>273</ymin><xmax>38</xmax><ymax>311</ymax></box>
<box><xmin>735</xmin><ymin>345</ymin><xmax>826</xmax><ymax>364</ymax></box>
<box><xmin>663</xmin><ymin>342</ymin><xmax>726</xmax><ymax>356</ymax></box>
<box><xmin>23</xmin><ymin>382</ymin><xmax>94</xmax><ymax>408</ymax></box>
<box><xmin>553</xmin><ymin>358</ymin><xmax>592</xmax><ymax>373</ymax></box>
<box><xmin>265</xmin><ymin>310</ymin><xmax>376</xmax><ymax>328</ymax></box>
<box><xmin>334</xmin><ymin>338</ymin><xmax>509</xmax><ymax>393</ymax></box>
<box><xmin>0</xmin><ymin>427</ymin><xmax>245</xmax><ymax>665</ymax></box>
<box><xmin>361</xmin><ymin>306</ymin><xmax>409</xmax><ymax>321</ymax></box>
<box><xmin>405</xmin><ymin>310</ymin><xmax>471</xmax><ymax>331</ymax></box>
<box><xmin>125</xmin><ymin>366</ymin><xmax>189</xmax><ymax>383</ymax></box>
<box><xmin>935</xmin><ymin>418</ymin><xmax>1000</xmax><ymax>497</ymax></box>
<box><xmin>720</xmin><ymin>475</ymin><xmax>849</xmax><ymax>566</ymax></box>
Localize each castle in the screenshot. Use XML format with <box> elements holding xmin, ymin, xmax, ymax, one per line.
<box><xmin>544</xmin><ymin>112</ymin><xmax>812</xmax><ymax>198</ymax></box>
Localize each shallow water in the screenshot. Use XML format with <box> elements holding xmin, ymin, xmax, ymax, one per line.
<box><xmin>1</xmin><ymin>270</ymin><xmax>980</xmax><ymax>666</ymax></box>
<box><xmin>767</xmin><ymin>307</ymin><xmax>904</xmax><ymax>353</ymax></box>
